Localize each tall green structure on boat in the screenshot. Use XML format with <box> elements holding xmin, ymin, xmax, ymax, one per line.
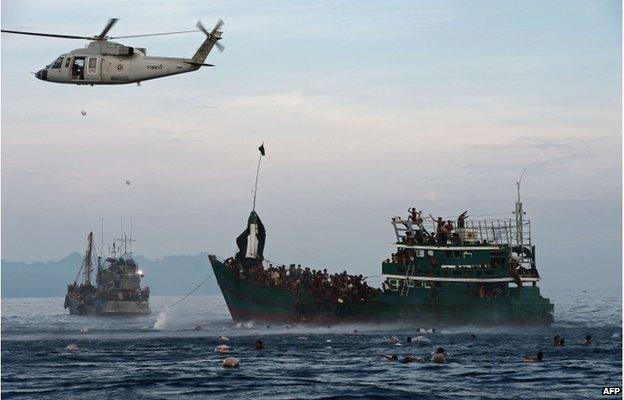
<box><xmin>210</xmin><ymin>182</ymin><xmax>553</xmax><ymax>325</ymax></box>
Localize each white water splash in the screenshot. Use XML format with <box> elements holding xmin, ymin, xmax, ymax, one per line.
<box><xmin>153</xmin><ymin>309</ymin><xmax>169</xmax><ymax>330</ymax></box>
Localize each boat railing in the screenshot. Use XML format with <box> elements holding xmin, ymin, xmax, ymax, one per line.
<box><xmin>391</xmin><ymin>216</ymin><xmax>531</xmax><ymax>247</ymax></box>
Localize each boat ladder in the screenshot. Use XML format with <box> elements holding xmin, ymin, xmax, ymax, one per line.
<box><xmin>400</xmin><ymin>264</ymin><xmax>416</xmax><ymax>296</ymax></box>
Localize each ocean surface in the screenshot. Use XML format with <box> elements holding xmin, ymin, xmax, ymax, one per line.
<box><xmin>2</xmin><ymin>288</ymin><xmax>622</xmax><ymax>399</ymax></box>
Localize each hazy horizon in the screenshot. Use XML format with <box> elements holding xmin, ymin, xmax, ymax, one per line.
<box><xmin>2</xmin><ymin>0</ymin><xmax>621</xmax><ymax>290</ymax></box>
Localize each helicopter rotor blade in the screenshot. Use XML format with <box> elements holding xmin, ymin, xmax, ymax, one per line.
<box><xmin>215</xmin><ymin>41</ymin><xmax>225</xmax><ymax>52</ymax></box>
<box><xmin>110</xmin><ymin>29</ymin><xmax>200</xmax><ymax>39</ymax></box>
<box><xmin>213</xmin><ymin>19</ymin><xmax>224</xmax><ymax>32</ymax></box>
<box><xmin>1</xmin><ymin>30</ymin><xmax>93</xmax><ymax>40</ymax></box>
<box><xmin>196</xmin><ymin>21</ymin><xmax>209</xmax><ymax>36</ymax></box>
<box><xmin>97</xmin><ymin>18</ymin><xmax>118</xmax><ymax>39</ymax></box>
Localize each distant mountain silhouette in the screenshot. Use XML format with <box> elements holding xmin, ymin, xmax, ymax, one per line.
<box><xmin>1</xmin><ymin>252</ymin><xmax>220</xmax><ymax>298</ymax></box>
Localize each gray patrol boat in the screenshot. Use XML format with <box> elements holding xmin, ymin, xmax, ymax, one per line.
<box><xmin>64</xmin><ymin>232</ymin><xmax>150</xmax><ymax>315</ymax></box>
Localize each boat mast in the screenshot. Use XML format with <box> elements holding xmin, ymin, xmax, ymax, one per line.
<box><xmin>514</xmin><ymin>169</ymin><xmax>526</xmax><ymax>255</ymax></box>
<box><xmin>82</xmin><ymin>232</ymin><xmax>94</xmax><ymax>285</ymax></box>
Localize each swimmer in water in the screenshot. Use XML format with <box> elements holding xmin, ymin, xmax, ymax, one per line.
<box><xmin>215</xmin><ymin>344</ymin><xmax>230</xmax><ymax>353</ymax></box>
<box><xmin>402</xmin><ymin>355</ymin><xmax>420</xmax><ymax>363</ymax></box>
<box><xmin>524</xmin><ymin>351</ymin><xmax>544</xmax><ymax>363</ymax></box>
<box><xmin>469</xmin><ymin>333</ymin><xmax>476</xmax><ymax>341</ymax></box>
<box><xmin>381</xmin><ymin>354</ymin><xmax>399</xmax><ymax>361</ymax></box>
<box><xmin>387</xmin><ymin>336</ymin><xmax>399</xmax><ymax>344</ymax></box>
<box><xmin>406</xmin><ymin>336</ymin><xmax>413</xmax><ymax>343</ymax></box>
<box><xmin>255</xmin><ymin>339</ymin><xmax>265</xmax><ymax>350</ymax></box>
<box><xmin>431</xmin><ymin>347</ymin><xmax>446</xmax><ymax>363</ymax></box>
<box><xmin>581</xmin><ymin>335</ymin><xmax>592</xmax><ymax>345</ymax></box>
<box><xmin>553</xmin><ymin>335</ymin><xmax>563</xmax><ymax>346</ymax></box>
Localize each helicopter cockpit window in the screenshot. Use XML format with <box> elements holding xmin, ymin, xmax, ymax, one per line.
<box><xmin>51</xmin><ymin>57</ymin><xmax>63</xmax><ymax>69</ymax></box>
<box><xmin>64</xmin><ymin>58</ymin><xmax>71</xmax><ymax>68</ymax></box>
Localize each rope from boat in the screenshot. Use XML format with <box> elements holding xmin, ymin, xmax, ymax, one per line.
<box><xmin>168</xmin><ymin>272</ymin><xmax>215</xmax><ymax>308</ymax></box>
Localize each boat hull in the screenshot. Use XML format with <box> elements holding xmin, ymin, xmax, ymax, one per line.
<box><xmin>209</xmin><ymin>256</ymin><xmax>553</xmax><ymax>326</ymax></box>
<box><xmin>64</xmin><ymin>294</ymin><xmax>150</xmax><ymax>316</ymax></box>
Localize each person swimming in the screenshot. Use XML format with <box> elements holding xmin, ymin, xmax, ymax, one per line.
<box><xmin>255</xmin><ymin>339</ymin><xmax>265</xmax><ymax>350</ymax></box>
<box><xmin>381</xmin><ymin>354</ymin><xmax>399</xmax><ymax>361</ymax></box>
<box><xmin>66</xmin><ymin>343</ymin><xmax>79</xmax><ymax>353</ymax></box>
<box><xmin>581</xmin><ymin>335</ymin><xmax>592</xmax><ymax>345</ymax></box>
<box><xmin>402</xmin><ymin>355</ymin><xmax>421</xmax><ymax>363</ymax></box>
<box><xmin>431</xmin><ymin>347</ymin><xmax>446</xmax><ymax>363</ymax></box>
<box><xmin>524</xmin><ymin>351</ymin><xmax>544</xmax><ymax>363</ymax></box>
<box><xmin>387</xmin><ymin>336</ymin><xmax>399</xmax><ymax>344</ymax></box>
<box><xmin>406</xmin><ymin>336</ymin><xmax>413</xmax><ymax>343</ymax></box>
<box><xmin>553</xmin><ymin>335</ymin><xmax>565</xmax><ymax>346</ymax></box>
<box><xmin>469</xmin><ymin>333</ymin><xmax>476</xmax><ymax>341</ymax></box>
<box><xmin>215</xmin><ymin>344</ymin><xmax>230</xmax><ymax>353</ymax></box>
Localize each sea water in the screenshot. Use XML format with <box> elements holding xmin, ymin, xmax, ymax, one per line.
<box><xmin>2</xmin><ymin>288</ymin><xmax>621</xmax><ymax>399</ymax></box>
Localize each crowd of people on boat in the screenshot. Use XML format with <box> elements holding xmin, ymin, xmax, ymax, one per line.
<box><xmin>98</xmin><ymin>287</ymin><xmax>150</xmax><ymax>302</ymax></box>
<box><xmin>399</xmin><ymin>208</ymin><xmax>471</xmax><ymax>246</ymax></box>
<box><xmin>224</xmin><ymin>259</ymin><xmax>382</xmax><ymax>306</ymax></box>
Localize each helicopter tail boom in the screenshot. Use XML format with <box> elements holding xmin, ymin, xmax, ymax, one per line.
<box><xmin>191</xmin><ymin>19</ymin><xmax>224</xmax><ymax>63</ymax></box>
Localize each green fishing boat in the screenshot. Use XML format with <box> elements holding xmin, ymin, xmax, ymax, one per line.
<box><xmin>210</xmin><ymin>146</ymin><xmax>553</xmax><ymax>325</ymax></box>
<box><xmin>210</xmin><ymin>187</ymin><xmax>553</xmax><ymax>326</ymax></box>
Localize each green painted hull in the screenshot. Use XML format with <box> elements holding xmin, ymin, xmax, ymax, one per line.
<box><xmin>209</xmin><ymin>256</ymin><xmax>554</xmax><ymax>326</ymax></box>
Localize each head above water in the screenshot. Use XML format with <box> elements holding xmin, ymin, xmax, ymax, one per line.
<box><xmin>436</xmin><ymin>347</ymin><xmax>445</xmax><ymax>354</ymax></box>
<box><xmin>537</xmin><ymin>352</ymin><xmax>544</xmax><ymax>361</ymax></box>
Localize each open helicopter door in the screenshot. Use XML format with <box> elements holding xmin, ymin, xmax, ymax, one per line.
<box><xmin>84</xmin><ymin>56</ymin><xmax>101</xmax><ymax>82</ymax></box>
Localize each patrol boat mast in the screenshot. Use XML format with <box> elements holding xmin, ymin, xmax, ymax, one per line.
<box><xmin>74</xmin><ymin>232</ymin><xmax>95</xmax><ymax>286</ymax></box>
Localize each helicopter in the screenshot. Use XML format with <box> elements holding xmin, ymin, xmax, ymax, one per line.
<box><xmin>1</xmin><ymin>18</ymin><xmax>224</xmax><ymax>86</ymax></box>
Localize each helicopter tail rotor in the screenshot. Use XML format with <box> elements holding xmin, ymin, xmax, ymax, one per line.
<box><xmin>191</xmin><ymin>19</ymin><xmax>224</xmax><ymax>63</ymax></box>
<box><xmin>196</xmin><ymin>19</ymin><xmax>225</xmax><ymax>52</ymax></box>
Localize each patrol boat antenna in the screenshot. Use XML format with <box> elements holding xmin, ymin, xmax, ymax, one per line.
<box><xmin>113</xmin><ymin>233</ymin><xmax>135</xmax><ymax>257</ymax></box>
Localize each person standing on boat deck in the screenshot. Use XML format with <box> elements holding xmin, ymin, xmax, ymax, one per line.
<box><xmin>409</xmin><ymin>207</ymin><xmax>418</xmax><ymax>222</ymax></box>
<box><xmin>457</xmin><ymin>211</ymin><xmax>469</xmax><ymax>228</ymax></box>
<box><xmin>430</xmin><ymin>215</ymin><xmax>447</xmax><ymax>243</ymax></box>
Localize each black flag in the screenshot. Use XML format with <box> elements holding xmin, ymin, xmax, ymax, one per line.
<box><xmin>258</xmin><ymin>143</ymin><xmax>265</xmax><ymax>156</ymax></box>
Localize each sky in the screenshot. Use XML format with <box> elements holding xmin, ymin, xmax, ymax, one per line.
<box><xmin>1</xmin><ymin>0</ymin><xmax>621</xmax><ymax>290</ymax></box>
